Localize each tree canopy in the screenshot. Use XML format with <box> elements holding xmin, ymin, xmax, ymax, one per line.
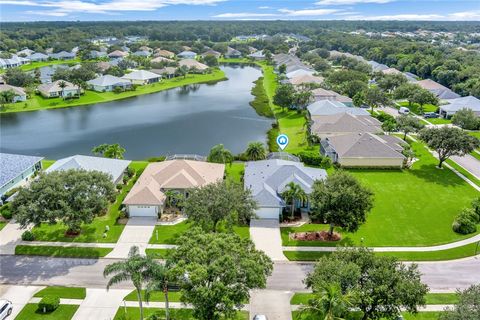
<box><xmin>207</xmin><ymin>144</ymin><xmax>234</xmax><ymax>164</ymax></box>
<box><xmin>440</xmin><ymin>284</ymin><xmax>480</xmax><ymax>320</ymax></box>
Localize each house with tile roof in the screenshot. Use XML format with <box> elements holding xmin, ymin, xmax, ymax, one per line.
<box><xmin>177</xmin><ymin>51</ymin><xmax>197</xmax><ymax>59</ymax></box>
<box><xmin>122</xmin><ymin>70</ymin><xmax>161</xmax><ymax>85</ymax></box>
<box><xmin>123</xmin><ymin>159</ymin><xmax>225</xmax><ymax>217</ymax></box>
<box><xmin>0</xmin><ymin>84</ymin><xmax>27</xmax><ymax>102</ymax></box>
<box><xmin>87</xmin><ymin>75</ymin><xmax>132</xmax><ymax>92</ymax></box>
<box><xmin>311</xmin><ymin>88</ymin><xmax>353</xmax><ymax>106</ymax></box>
<box><xmin>107</xmin><ymin>50</ymin><xmax>128</xmax><ymax>59</ymax></box>
<box><xmin>37</xmin><ymin>80</ymin><xmax>80</xmax><ymax>98</ymax></box>
<box><xmin>154</xmin><ymin>49</ymin><xmax>175</xmax><ymax>59</ymax></box>
<box><xmin>225</xmin><ymin>47</ymin><xmax>241</xmax><ymax>58</ymax></box>
<box><xmin>178</xmin><ymin>59</ymin><xmax>208</xmax><ymax>72</ymax></box>
<box><xmin>0</xmin><ymin>153</ymin><xmax>43</xmax><ymax>199</ymax></box>
<box><xmin>307</xmin><ymin>100</ymin><xmax>369</xmax><ymax>117</ymax></box>
<box><xmin>244</xmin><ymin>159</ymin><xmax>327</xmax><ymax>219</ymax></box>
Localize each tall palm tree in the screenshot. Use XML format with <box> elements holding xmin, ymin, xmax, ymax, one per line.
<box><xmin>145</xmin><ymin>263</ymin><xmax>172</xmax><ymax>320</ymax></box>
<box><xmin>281</xmin><ymin>182</ymin><xmax>307</xmax><ymax>219</ymax></box>
<box><xmin>104</xmin><ymin>246</ymin><xmax>158</xmax><ymax>320</ymax></box>
<box><xmin>299</xmin><ymin>284</ymin><xmax>351</xmax><ymax>320</ymax></box>
<box><xmin>58</xmin><ymin>81</ymin><xmax>67</xmax><ymax>100</ymax></box>
<box><xmin>244</xmin><ymin>142</ymin><xmax>267</xmax><ymax>161</ymax></box>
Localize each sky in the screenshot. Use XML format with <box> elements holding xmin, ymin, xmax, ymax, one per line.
<box><xmin>0</xmin><ymin>0</ymin><xmax>479</xmax><ymax>22</ymax></box>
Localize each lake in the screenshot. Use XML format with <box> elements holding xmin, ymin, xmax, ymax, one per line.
<box><xmin>0</xmin><ymin>65</ymin><xmax>273</xmax><ymax>159</ymax></box>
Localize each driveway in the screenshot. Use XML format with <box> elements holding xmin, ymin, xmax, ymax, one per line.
<box><xmin>72</xmin><ymin>288</ymin><xmax>131</xmax><ymax>320</ymax></box>
<box><xmin>250</xmin><ymin>219</ymin><xmax>287</xmax><ymax>262</ymax></box>
<box><xmin>450</xmin><ymin>154</ymin><xmax>480</xmax><ymax>180</ymax></box>
<box><xmin>0</xmin><ymin>221</ymin><xmax>27</xmax><ymax>255</ymax></box>
<box><xmin>378</xmin><ymin>106</ymin><xmax>400</xmax><ymax>118</ymax></box>
<box><xmin>249</xmin><ymin>289</ymin><xmax>293</xmax><ymax>320</ymax></box>
<box><xmin>106</xmin><ymin>217</ymin><xmax>157</xmax><ymax>258</ymax></box>
<box><xmin>0</xmin><ymin>285</ymin><xmax>41</xmax><ymax>318</ymax></box>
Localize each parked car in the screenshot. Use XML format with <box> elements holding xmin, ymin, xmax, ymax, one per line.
<box><xmin>423</xmin><ymin>112</ymin><xmax>439</xmax><ymax>118</ymax></box>
<box><xmin>253</xmin><ymin>316</ymin><xmax>267</xmax><ymax>320</ymax></box>
<box><xmin>398</xmin><ymin>107</ymin><xmax>410</xmax><ymax>115</ymax></box>
<box><xmin>0</xmin><ymin>300</ymin><xmax>13</xmax><ymax>319</ymax></box>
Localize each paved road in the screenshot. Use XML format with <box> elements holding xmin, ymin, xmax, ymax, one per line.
<box><xmin>2</xmin><ymin>256</ymin><xmax>478</xmax><ymax>291</ymax></box>
<box><xmin>451</xmin><ymin>154</ymin><xmax>480</xmax><ymax>180</ymax></box>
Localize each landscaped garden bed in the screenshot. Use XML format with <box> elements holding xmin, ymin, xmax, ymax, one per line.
<box><xmin>289</xmin><ymin>230</ymin><xmax>341</xmax><ymax>242</ymax></box>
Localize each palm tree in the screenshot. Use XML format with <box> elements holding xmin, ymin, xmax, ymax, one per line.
<box><xmin>281</xmin><ymin>182</ymin><xmax>307</xmax><ymax>220</ymax></box>
<box><xmin>145</xmin><ymin>263</ymin><xmax>172</xmax><ymax>320</ymax></box>
<box><xmin>104</xmin><ymin>246</ymin><xmax>158</xmax><ymax>320</ymax></box>
<box><xmin>58</xmin><ymin>81</ymin><xmax>67</xmax><ymax>100</ymax></box>
<box><xmin>299</xmin><ymin>284</ymin><xmax>351</xmax><ymax>320</ymax></box>
<box><xmin>244</xmin><ymin>142</ymin><xmax>266</xmax><ymax>161</ymax></box>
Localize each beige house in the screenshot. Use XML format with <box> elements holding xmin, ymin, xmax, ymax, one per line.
<box><xmin>123</xmin><ymin>160</ymin><xmax>225</xmax><ymax>217</ymax></box>
<box><xmin>311</xmin><ymin>112</ymin><xmax>382</xmax><ymax>138</ymax></box>
<box><xmin>178</xmin><ymin>59</ymin><xmax>208</xmax><ymax>72</ymax></box>
<box><xmin>311</xmin><ymin>88</ymin><xmax>353</xmax><ymax>106</ymax></box>
<box><xmin>151</xmin><ymin>56</ymin><xmax>174</xmax><ymax>64</ymax></box>
<box><xmin>122</xmin><ymin>70</ymin><xmax>161</xmax><ymax>85</ymax></box>
<box><xmin>37</xmin><ymin>80</ymin><xmax>80</xmax><ymax>98</ymax></box>
<box><xmin>154</xmin><ymin>49</ymin><xmax>175</xmax><ymax>59</ymax></box>
<box><xmin>321</xmin><ymin>133</ymin><xmax>406</xmax><ymax>168</ymax></box>
<box><xmin>289</xmin><ymin>74</ymin><xmax>324</xmax><ymax>86</ymax></box>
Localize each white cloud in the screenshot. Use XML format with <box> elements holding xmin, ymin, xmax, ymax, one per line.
<box><xmin>24</xmin><ymin>9</ymin><xmax>68</xmax><ymax>16</ymax></box>
<box><xmin>258</xmin><ymin>6</ymin><xmax>270</xmax><ymax>9</ymax></box>
<box><xmin>278</xmin><ymin>8</ymin><xmax>341</xmax><ymax>16</ymax></box>
<box><xmin>343</xmin><ymin>13</ymin><xmax>444</xmax><ymax>20</ymax></box>
<box><xmin>315</xmin><ymin>0</ymin><xmax>393</xmax><ymax>5</ymax></box>
<box><xmin>448</xmin><ymin>10</ymin><xmax>480</xmax><ymax>21</ymax></box>
<box><xmin>213</xmin><ymin>12</ymin><xmax>277</xmax><ymax>18</ymax></box>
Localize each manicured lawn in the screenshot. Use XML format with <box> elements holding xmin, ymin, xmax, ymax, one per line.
<box><xmin>397</xmin><ymin>101</ymin><xmax>438</xmax><ymax>114</ymax></box>
<box><xmin>145</xmin><ymin>248</ymin><xmax>172</xmax><ymax>259</ymax></box>
<box><xmin>30</xmin><ymin>162</ymin><xmax>147</xmax><ymax>243</ymax></box>
<box><xmin>41</xmin><ymin>160</ymin><xmax>56</xmax><ymax>170</ymax></box>
<box><xmin>292</xmin><ymin>311</ymin><xmax>442</xmax><ymax>320</ymax></box>
<box><xmin>225</xmin><ymin>162</ymin><xmax>245</xmax><ymax>184</ymax></box>
<box><xmin>282</xmin><ymin>141</ymin><xmax>479</xmax><ymax>247</ymax></box>
<box><xmin>34</xmin><ymin>286</ymin><xmax>86</xmax><ymax>299</ymax></box>
<box><xmin>149</xmin><ymin>221</ymin><xmax>192</xmax><ymax>244</ymax></box>
<box><xmin>0</xmin><ymin>221</ymin><xmax>6</xmax><ymax>231</ymax></box>
<box><xmin>1</xmin><ymin>70</ymin><xmax>226</xmax><ymax>113</ymax></box>
<box><xmin>123</xmin><ymin>289</ymin><xmax>182</xmax><ymax>302</ymax></box>
<box><xmin>113</xmin><ymin>307</ymin><xmax>248</xmax><ymax>320</ymax></box>
<box><xmin>468</xmin><ymin>131</ymin><xmax>480</xmax><ymax>139</ymax></box>
<box><xmin>428</xmin><ymin>118</ymin><xmax>452</xmax><ymax>125</ymax></box>
<box><xmin>15</xmin><ymin>245</ymin><xmax>112</xmax><ymax>258</ymax></box>
<box><xmin>470</xmin><ymin>150</ymin><xmax>480</xmax><ymax>161</ymax></box>
<box><xmin>15</xmin><ymin>304</ymin><xmax>79</xmax><ymax>320</ymax></box>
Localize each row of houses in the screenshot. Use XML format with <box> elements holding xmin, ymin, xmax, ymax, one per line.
<box><xmin>0</xmin><ymin>50</ymin><xmax>77</xmax><ymax>69</ymax></box>
<box><xmin>0</xmin><ymin>152</ymin><xmax>326</xmax><ymax>220</ymax></box>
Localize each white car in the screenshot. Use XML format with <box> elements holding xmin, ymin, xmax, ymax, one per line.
<box><xmin>0</xmin><ymin>300</ymin><xmax>13</xmax><ymax>319</ymax></box>
<box><xmin>253</xmin><ymin>315</ymin><xmax>267</xmax><ymax>320</ymax></box>
<box><xmin>398</xmin><ymin>106</ymin><xmax>410</xmax><ymax>115</ymax></box>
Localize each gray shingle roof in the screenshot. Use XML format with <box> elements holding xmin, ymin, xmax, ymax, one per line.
<box><xmin>244</xmin><ymin>159</ymin><xmax>327</xmax><ymax>208</ymax></box>
<box><xmin>325</xmin><ymin>133</ymin><xmax>406</xmax><ymax>159</ymax></box>
<box><xmin>0</xmin><ymin>153</ymin><xmax>43</xmax><ymax>189</ymax></box>
<box><xmin>87</xmin><ymin>75</ymin><xmax>130</xmax><ymax>87</ymax></box>
<box><xmin>440</xmin><ymin>96</ymin><xmax>480</xmax><ymax>112</ymax></box>
<box><xmin>308</xmin><ymin>100</ymin><xmax>368</xmax><ymax>116</ymax></box>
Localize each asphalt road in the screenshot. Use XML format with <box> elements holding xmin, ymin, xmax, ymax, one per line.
<box><xmin>1</xmin><ymin>256</ymin><xmax>479</xmax><ymax>291</ymax></box>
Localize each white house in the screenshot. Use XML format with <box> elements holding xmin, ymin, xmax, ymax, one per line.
<box><xmin>0</xmin><ymin>153</ymin><xmax>43</xmax><ymax>200</ymax></box>
<box><xmin>37</xmin><ymin>80</ymin><xmax>80</xmax><ymax>98</ymax></box>
<box><xmin>122</xmin><ymin>70</ymin><xmax>161</xmax><ymax>85</ymax></box>
<box><xmin>0</xmin><ymin>84</ymin><xmax>27</xmax><ymax>102</ymax></box>
<box><xmin>87</xmin><ymin>75</ymin><xmax>132</xmax><ymax>92</ymax></box>
<box><xmin>439</xmin><ymin>96</ymin><xmax>480</xmax><ymax>118</ymax></box>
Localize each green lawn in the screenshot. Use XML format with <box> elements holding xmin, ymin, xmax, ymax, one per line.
<box><xmin>145</xmin><ymin>248</ymin><xmax>172</xmax><ymax>259</ymax></box>
<box><xmin>123</xmin><ymin>290</ymin><xmax>182</xmax><ymax>302</ymax></box>
<box><xmin>15</xmin><ymin>304</ymin><xmax>79</xmax><ymax>320</ymax></box>
<box><xmin>397</xmin><ymin>101</ymin><xmax>438</xmax><ymax>114</ymax></box>
<box><xmin>34</xmin><ymin>286</ymin><xmax>86</xmax><ymax>299</ymax></box>
<box><xmin>30</xmin><ymin>162</ymin><xmax>147</xmax><ymax>243</ymax></box>
<box><xmin>113</xmin><ymin>307</ymin><xmax>248</xmax><ymax>320</ymax></box>
<box><xmin>15</xmin><ymin>245</ymin><xmax>112</xmax><ymax>258</ymax></box>
<box><xmin>1</xmin><ymin>70</ymin><xmax>226</xmax><ymax>114</ymax></box>
<box><xmin>445</xmin><ymin>159</ymin><xmax>480</xmax><ymax>188</ymax></box>
<box><xmin>292</xmin><ymin>311</ymin><xmax>442</xmax><ymax>320</ymax></box>
<box><xmin>282</xmin><ymin>141</ymin><xmax>479</xmax><ymax>248</ymax></box>
<box><xmin>470</xmin><ymin>150</ymin><xmax>480</xmax><ymax>161</ymax></box>
<box><xmin>225</xmin><ymin>162</ymin><xmax>245</xmax><ymax>184</ymax></box>
<box><xmin>428</xmin><ymin>118</ymin><xmax>452</xmax><ymax>125</ymax></box>
<box><xmin>468</xmin><ymin>131</ymin><xmax>480</xmax><ymax>139</ymax></box>
<box><xmin>41</xmin><ymin>160</ymin><xmax>56</xmax><ymax>170</ymax></box>
<box><xmin>0</xmin><ymin>221</ymin><xmax>6</xmax><ymax>231</ymax></box>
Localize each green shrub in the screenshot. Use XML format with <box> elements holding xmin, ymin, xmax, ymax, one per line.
<box><xmin>472</xmin><ymin>197</ymin><xmax>480</xmax><ymax>221</ymax></box>
<box><xmin>296</xmin><ymin>151</ymin><xmax>332</xmax><ymax>168</ymax></box>
<box><xmin>21</xmin><ymin>230</ymin><xmax>35</xmax><ymax>241</ymax></box>
<box><xmin>126</xmin><ymin>166</ymin><xmax>135</xmax><ymax>178</ymax></box>
<box><xmin>38</xmin><ymin>295</ymin><xmax>60</xmax><ymax>313</ymax></box>
<box><xmin>116</xmin><ymin>184</ymin><xmax>123</xmax><ymax>191</ymax></box>
<box><xmin>452</xmin><ymin>209</ymin><xmax>478</xmax><ymax>234</ymax></box>
<box><xmin>0</xmin><ymin>204</ymin><xmax>12</xmax><ymax>219</ymax></box>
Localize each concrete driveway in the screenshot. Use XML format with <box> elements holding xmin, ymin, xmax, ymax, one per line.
<box><xmin>250</xmin><ymin>219</ymin><xmax>287</xmax><ymax>262</ymax></box>
<box><xmin>0</xmin><ymin>285</ymin><xmax>42</xmax><ymax>319</ymax></box>
<box><xmin>72</xmin><ymin>288</ymin><xmax>131</xmax><ymax>320</ymax></box>
<box><xmin>0</xmin><ymin>221</ymin><xmax>27</xmax><ymax>255</ymax></box>
<box><xmin>249</xmin><ymin>289</ymin><xmax>293</xmax><ymax>320</ymax></box>
<box><xmin>451</xmin><ymin>154</ymin><xmax>480</xmax><ymax>180</ymax></box>
<box><xmin>107</xmin><ymin>217</ymin><xmax>157</xmax><ymax>258</ymax></box>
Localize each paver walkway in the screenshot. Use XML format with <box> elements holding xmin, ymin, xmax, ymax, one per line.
<box><xmin>107</xmin><ymin>217</ymin><xmax>157</xmax><ymax>258</ymax></box>
<box><xmin>0</xmin><ymin>285</ymin><xmax>41</xmax><ymax>318</ymax></box>
<box><xmin>249</xmin><ymin>289</ymin><xmax>293</xmax><ymax>320</ymax></box>
<box><xmin>0</xmin><ymin>221</ymin><xmax>27</xmax><ymax>255</ymax></box>
<box><xmin>72</xmin><ymin>288</ymin><xmax>131</xmax><ymax>320</ymax></box>
<box><xmin>250</xmin><ymin>219</ymin><xmax>287</xmax><ymax>261</ymax></box>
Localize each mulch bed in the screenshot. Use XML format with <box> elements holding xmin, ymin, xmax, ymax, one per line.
<box><xmin>290</xmin><ymin>231</ymin><xmax>341</xmax><ymax>242</ymax></box>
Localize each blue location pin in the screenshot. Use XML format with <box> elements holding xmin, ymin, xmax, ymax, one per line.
<box><xmin>276</xmin><ymin>134</ymin><xmax>289</xmax><ymax>150</ymax></box>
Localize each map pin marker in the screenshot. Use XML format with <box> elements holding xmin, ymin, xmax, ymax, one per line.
<box><xmin>276</xmin><ymin>134</ymin><xmax>289</xmax><ymax>151</ymax></box>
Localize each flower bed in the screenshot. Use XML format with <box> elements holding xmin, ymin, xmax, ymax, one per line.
<box><xmin>290</xmin><ymin>231</ymin><xmax>341</xmax><ymax>242</ymax></box>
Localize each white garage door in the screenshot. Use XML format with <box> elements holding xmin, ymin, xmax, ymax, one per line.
<box><xmin>255</xmin><ymin>207</ymin><xmax>281</xmax><ymax>219</ymax></box>
<box><xmin>128</xmin><ymin>205</ymin><xmax>157</xmax><ymax>217</ymax></box>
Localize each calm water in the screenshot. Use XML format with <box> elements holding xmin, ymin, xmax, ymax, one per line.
<box><xmin>0</xmin><ymin>65</ymin><xmax>272</xmax><ymax>159</ymax></box>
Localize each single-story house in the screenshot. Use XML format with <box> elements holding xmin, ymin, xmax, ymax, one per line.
<box><xmin>311</xmin><ymin>88</ymin><xmax>353</xmax><ymax>107</ymax></box>
<box><xmin>46</xmin><ymin>155</ymin><xmax>131</xmax><ymax>184</ymax></box>
<box><xmin>96</xmin><ymin>61</ymin><xmax>112</xmax><ymax>73</ymax></box>
<box><xmin>150</xmin><ymin>67</ymin><xmax>176</xmax><ymax>78</ymax></box>
<box><xmin>307</xmin><ymin>100</ymin><xmax>369</xmax><ymax>117</ymax></box>
<box><xmin>178</xmin><ymin>59</ymin><xmax>208</xmax><ymax>72</ymax></box>
<box><xmin>177</xmin><ymin>51</ymin><xmax>197</xmax><ymax>59</ymax></box>
<box><xmin>368</xmin><ymin>60</ymin><xmax>389</xmax><ymax>72</ymax></box>
<box><xmin>403</xmin><ymin>72</ymin><xmax>418</xmax><ymax>82</ymax></box>
<box><xmin>132</xmin><ymin>50</ymin><xmax>151</xmax><ymax>58</ymax></box>
<box><xmin>87</xmin><ymin>75</ymin><xmax>132</xmax><ymax>92</ymax></box>
<box><xmin>37</xmin><ymin>80</ymin><xmax>80</xmax><ymax>98</ymax></box>
<box><xmin>108</xmin><ymin>50</ymin><xmax>128</xmax><ymax>59</ymax></box>
<box><xmin>89</xmin><ymin>50</ymin><xmax>107</xmax><ymax>59</ymax></box>
<box><xmin>248</xmin><ymin>50</ymin><xmax>265</xmax><ymax>60</ymax></box>
<box><xmin>139</xmin><ymin>46</ymin><xmax>152</xmax><ymax>52</ymax></box>
<box><xmin>289</xmin><ymin>74</ymin><xmax>324</xmax><ymax>87</ymax></box>
<box><xmin>0</xmin><ymin>84</ymin><xmax>27</xmax><ymax>102</ymax></box>
<box><xmin>122</xmin><ymin>70</ymin><xmax>161</xmax><ymax>85</ymax></box>
<box><xmin>28</xmin><ymin>52</ymin><xmax>49</xmax><ymax>62</ymax></box>
<box><xmin>244</xmin><ymin>159</ymin><xmax>327</xmax><ymax>219</ymax></box>
<box><xmin>201</xmin><ymin>49</ymin><xmax>221</xmax><ymax>58</ymax></box>
<box><xmin>49</xmin><ymin>51</ymin><xmax>76</xmax><ymax>60</ymax></box>
<box><xmin>123</xmin><ymin>159</ymin><xmax>225</xmax><ymax>217</ymax></box>
<box><xmin>0</xmin><ymin>55</ymin><xmax>30</xmax><ymax>69</ymax></box>
<box><xmin>225</xmin><ymin>47</ymin><xmax>241</xmax><ymax>58</ymax></box>
<box><xmin>286</xmin><ymin>68</ymin><xmax>314</xmax><ymax>79</ymax></box>
<box><xmin>151</xmin><ymin>56</ymin><xmax>174</xmax><ymax>64</ymax></box>
<box><xmin>0</xmin><ymin>153</ymin><xmax>43</xmax><ymax>199</ymax></box>
<box><xmin>311</xmin><ymin>112</ymin><xmax>382</xmax><ymax>138</ymax></box>
<box><xmin>321</xmin><ymin>133</ymin><xmax>406</xmax><ymax>168</ymax></box>
<box><xmin>154</xmin><ymin>49</ymin><xmax>175</xmax><ymax>59</ymax></box>
<box><xmin>416</xmin><ymin>79</ymin><xmax>460</xmax><ymax>100</ymax></box>
<box><xmin>439</xmin><ymin>96</ymin><xmax>480</xmax><ymax>118</ymax></box>
<box><xmin>16</xmin><ymin>48</ymin><xmax>35</xmax><ymax>57</ymax></box>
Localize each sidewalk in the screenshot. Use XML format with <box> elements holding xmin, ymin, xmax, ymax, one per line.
<box><xmin>72</xmin><ymin>288</ymin><xmax>131</xmax><ymax>320</ymax></box>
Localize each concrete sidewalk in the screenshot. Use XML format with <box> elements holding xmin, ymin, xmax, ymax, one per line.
<box><xmin>72</xmin><ymin>288</ymin><xmax>131</xmax><ymax>320</ymax></box>
<box><xmin>250</xmin><ymin>219</ymin><xmax>287</xmax><ymax>262</ymax></box>
<box><xmin>107</xmin><ymin>217</ymin><xmax>157</xmax><ymax>258</ymax></box>
<box><xmin>0</xmin><ymin>285</ymin><xmax>42</xmax><ymax>319</ymax></box>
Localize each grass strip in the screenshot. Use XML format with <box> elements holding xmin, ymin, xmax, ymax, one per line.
<box><xmin>34</xmin><ymin>286</ymin><xmax>86</xmax><ymax>299</ymax></box>
<box><xmin>15</xmin><ymin>304</ymin><xmax>79</xmax><ymax>320</ymax></box>
<box><xmin>445</xmin><ymin>159</ymin><xmax>480</xmax><ymax>188</ymax></box>
<box><xmin>113</xmin><ymin>307</ymin><xmax>248</xmax><ymax>320</ymax></box>
<box><xmin>123</xmin><ymin>290</ymin><xmax>182</xmax><ymax>302</ymax></box>
<box><xmin>249</xmin><ymin>77</ymin><xmax>274</xmax><ymax>118</ymax></box>
<box><xmin>15</xmin><ymin>245</ymin><xmax>112</xmax><ymax>258</ymax></box>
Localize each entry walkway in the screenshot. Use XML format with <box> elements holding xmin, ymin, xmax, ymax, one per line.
<box><xmin>107</xmin><ymin>217</ymin><xmax>157</xmax><ymax>258</ymax></box>
<box><xmin>250</xmin><ymin>219</ymin><xmax>287</xmax><ymax>262</ymax></box>
<box><xmin>72</xmin><ymin>288</ymin><xmax>131</xmax><ymax>320</ymax></box>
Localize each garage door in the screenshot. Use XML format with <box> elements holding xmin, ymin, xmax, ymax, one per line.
<box><xmin>255</xmin><ymin>207</ymin><xmax>281</xmax><ymax>219</ymax></box>
<box><xmin>128</xmin><ymin>205</ymin><xmax>157</xmax><ymax>217</ymax></box>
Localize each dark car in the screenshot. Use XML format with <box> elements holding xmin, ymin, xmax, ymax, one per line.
<box><xmin>423</xmin><ymin>112</ymin><xmax>439</xmax><ymax>118</ymax></box>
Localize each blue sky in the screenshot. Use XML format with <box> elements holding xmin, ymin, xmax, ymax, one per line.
<box><xmin>0</xmin><ymin>0</ymin><xmax>479</xmax><ymax>22</ymax></box>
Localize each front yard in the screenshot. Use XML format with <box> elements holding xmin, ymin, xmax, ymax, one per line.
<box><xmin>15</xmin><ymin>304</ymin><xmax>79</xmax><ymax>320</ymax></box>
<box><xmin>282</xmin><ymin>141</ymin><xmax>479</xmax><ymax>248</ymax></box>
<box><xmin>113</xmin><ymin>307</ymin><xmax>248</xmax><ymax>320</ymax></box>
